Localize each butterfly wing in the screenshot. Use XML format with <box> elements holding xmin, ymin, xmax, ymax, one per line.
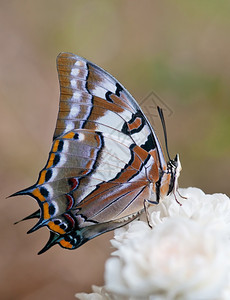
<box><xmin>13</xmin><ymin>53</ymin><xmax>167</xmax><ymax>253</ymax></box>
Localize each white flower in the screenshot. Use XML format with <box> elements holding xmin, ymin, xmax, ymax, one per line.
<box><xmin>149</xmin><ymin>188</ymin><xmax>230</xmax><ymax>240</ymax></box>
<box><xmin>76</xmin><ymin>188</ymin><xmax>230</xmax><ymax>300</ymax></box>
<box><xmin>106</xmin><ymin>217</ymin><xmax>229</xmax><ymax>299</ymax></box>
<box><xmin>76</xmin><ymin>285</ymin><xmax>113</xmax><ymax>300</ymax></box>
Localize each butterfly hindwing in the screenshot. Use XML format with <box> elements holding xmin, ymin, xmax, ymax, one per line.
<box><xmin>13</xmin><ymin>52</ymin><xmax>171</xmax><ymax>253</ymax></box>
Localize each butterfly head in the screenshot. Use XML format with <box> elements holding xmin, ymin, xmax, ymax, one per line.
<box><xmin>167</xmin><ymin>153</ymin><xmax>182</xmax><ymax>196</ymax></box>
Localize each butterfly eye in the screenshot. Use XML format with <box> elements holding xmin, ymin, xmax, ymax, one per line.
<box><xmin>171</xmin><ymin>154</ymin><xmax>180</xmax><ymax>168</ymax></box>
<box><xmin>171</xmin><ymin>161</ymin><xmax>177</xmax><ymax>168</ymax></box>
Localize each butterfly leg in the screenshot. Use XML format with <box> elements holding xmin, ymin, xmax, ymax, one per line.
<box><xmin>173</xmin><ymin>191</ymin><xmax>183</xmax><ymax>206</ymax></box>
<box><xmin>144</xmin><ymin>199</ymin><xmax>158</xmax><ymax>229</ymax></box>
<box><xmin>177</xmin><ymin>188</ymin><xmax>187</xmax><ymax>200</ymax></box>
<box><xmin>173</xmin><ymin>188</ymin><xmax>187</xmax><ymax>206</ymax></box>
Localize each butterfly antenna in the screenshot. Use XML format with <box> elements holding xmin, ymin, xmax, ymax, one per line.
<box><xmin>157</xmin><ymin>106</ymin><xmax>171</xmax><ymax>161</ymax></box>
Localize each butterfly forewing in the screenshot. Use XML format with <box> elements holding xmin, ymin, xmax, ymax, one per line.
<box><xmin>13</xmin><ymin>52</ymin><xmax>171</xmax><ymax>253</ymax></box>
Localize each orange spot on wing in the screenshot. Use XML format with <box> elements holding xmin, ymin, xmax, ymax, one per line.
<box><xmin>43</xmin><ymin>202</ymin><xmax>50</xmax><ymax>220</ymax></box>
<box><xmin>128</xmin><ymin>117</ymin><xmax>142</xmax><ymax>131</ymax></box>
<box><xmin>81</xmin><ymin>160</ymin><xmax>93</xmax><ymax>175</ymax></box>
<box><xmin>60</xmin><ymin>239</ymin><xmax>73</xmax><ymax>249</ymax></box>
<box><xmin>90</xmin><ymin>148</ymin><xmax>96</xmax><ymax>158</ymax></box>
<box><xmin>48</xmin><ymin>221</ymin><xmax>66</xmax><ymax>235</ymax></box>
<box><xmin>52</xmin><ymin>140</ymin><xmax>60</xmax><ymax>152</ymax></box>
<box><xmin>32</xmin><ymin>188</ymin><xmax>46</xmax><ymax>202</ymax></box>
<box><xmin>38</xmin><ymin>170</ymin><xmax>46</xmax><ymax>185</ymax></box>
<box><xmin>46</xmin><ymin>153</ymin><xmax>55</xmax><ymax>169</ymax></box>
<box><xmin>63</xmin><ymin>131</ymin><xmax>75</xmax><ymax>139</ymax></box>
<box><xmin>94</xmin><ymin>134</ymin><xmax>101</xmax><ymax>146</ymax></box>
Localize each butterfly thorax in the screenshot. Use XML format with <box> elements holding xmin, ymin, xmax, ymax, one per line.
<box><xmin>154</xmin><ymin>154</ymin><xmax>181</xmax><ymax>202</ymax></box>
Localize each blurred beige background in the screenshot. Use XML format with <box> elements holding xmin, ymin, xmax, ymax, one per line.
<box><xmin>1</xmin><ymin>1</ymin><xmax>230</xmax><ymax>299</ymax></box>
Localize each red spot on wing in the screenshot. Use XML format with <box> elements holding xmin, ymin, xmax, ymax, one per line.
<box><xmin>66</xmin><ymin>194</ymin><xmax>74</xmax><ymax>210</ymax></box>
<box><xmin>64</xmin><ymin>213</ymin><xmax>75</xmax><ymax>228</ymax></box>
<box><xmin>69</xmin><ymin>178</ymin><xmax>79</xmax><ymax>190</ymax></box>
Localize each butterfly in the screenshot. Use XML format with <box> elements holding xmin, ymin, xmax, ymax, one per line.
<box><xmin>11</xmin><ymin>53</ymin><xmax>181</xmax><ymax>254</ymax></box>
